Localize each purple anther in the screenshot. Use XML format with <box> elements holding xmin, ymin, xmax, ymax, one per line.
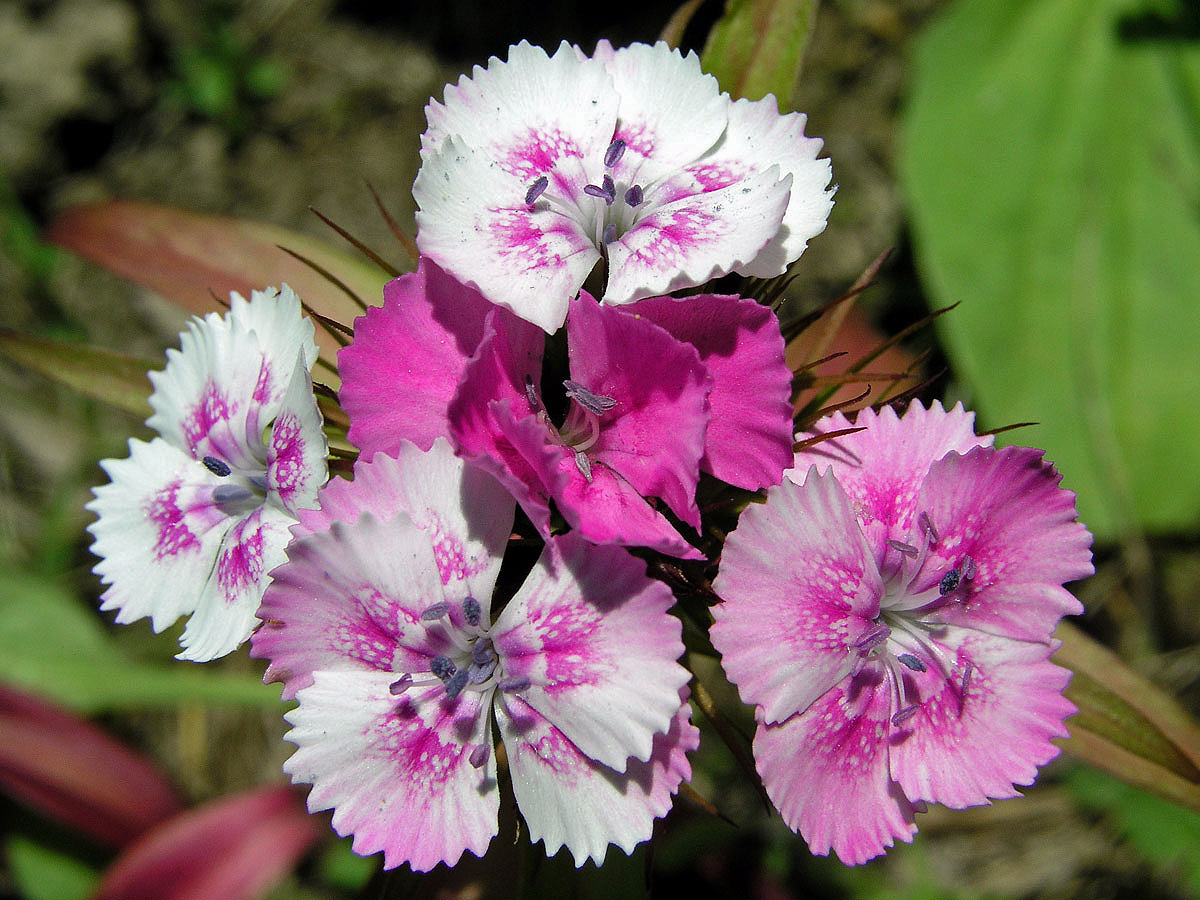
<box><xmin>960</xmin><ymin>662</ymin><xmax>974</xmax><ymax>697</ymax></box>
<box><xmin>213</xmin><ymin>484</ymin><xmax>254</xmax><ymax>505</ymax></box>
<box><xmin>469</xmin><ymin>743</ymin><xmax>491</xmax><ymax>769</ymax></box>
<box><xmin>601</xmin><ymin>174</ymin><xmax>616</xmax><ymax>203</ymax></box>
<box><xmin>624</xmin><ymin>184</ymin><xmax>644</xmax><ymax>207</ymax></box>
<box><xmin>202</xmin><ymin>455</ymin><xmax>231</xmax><ymax>477</ymax></box>
<box><xmin>497</xmin><ymin>675</ymin><xmax>531</xmax><ymax>693</ymax></box>
<box><xmin>939</xmin><ymin>568</ymin><xmax>962</xmax><ymax>596</ymax></box>
<box><xmin>525</xmin><ymin>175</ymin><xmax>549</xmax><ymax>205</ymax></box>
<box><xmin>444</xmin><ymin>668</ymin><xmax>470</xmax><ymax>699</ymax></box>
<box><xmin>854</xmin><ymin>623</ymin><xmax>890</xmax><ymax>652</ymax></box>
<box><xmin>563</xmin><ymin>379</ymin><xmax>616</xmax><ymax>415</ymax></box>
<box><xmin>602</xmin><ymin>222</ymin><xmax>618</xmax><ymax>245</ymax></box>
<box><xmin>891</xmin><ymin>705</ymin><xmax>919</xmax><ymax>727</ymax></box>
<box><xmin>467</xmin><ymin>662</ymin><xmax>494</xmax><ymax>684</ymax></box>
<box><xmin>886</xmin><ymin>539</ymin><xmax>919</xmax><ymax>557</ymax></box>
<box><xmin>420</xmin><ymin>601</ymin><xmax>450</xmax><ymax>621</ymax></box>
<box><xmin>897</xmin><ymin>653</ymin><xmax>927</xmax><ymax>673</ymax></box>
<box><xmin>471</xmin><ymin>640</ymin><xmax>496</xmax><ymax>666</ymax></box>
<box><xmin>524</xmin><ymin>374</ymin><xmax>540</xmax><ymax>409</ymax></box>
<box><xmin>918</xmin><ymin>511</ymin><xmax>939</xmax><ymax>544</ymax></box>
<box><xmin>584</xmin><ymin>182</ymin><xmax>615</xmax><ymax>204</ymax></box>
<box><xmin>574</xmin><ymin>450</ymin><xmax>593</xmax><ymax>481</ymax></box>
<box><xmin>963</xmin><ymin>556</ymin><xmax>977</xmax><ymax>581</ymax></box>
<box><xmin>388</xmin><ymin>674</ymin><xmax>412</xmax><ymax>695</ymax></box>
<box><xmin>604</xmin><ymin>138</ymin><xmax>626</xmax><ymax>168</ymax></box>
<box><xmin>462</xmin><ymin>596</ymin><xmax>482</xmax><ymax>627</ymax></box>
<box><xmin>430</xmin><ymin>655</ymin><xmax>457</xmax><ymax>682</ymax></box>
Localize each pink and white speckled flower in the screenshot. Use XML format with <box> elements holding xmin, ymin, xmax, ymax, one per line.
<box><xmin>710</xmin><ymin>401</ymin><xmax>1094</xmax><ymax>864</ymax></box>
<box><xmin>413</xmin><ymin>40</ymin><xmax>834</xmax><ymax>332</ymax></box>
<box><xmin>87</xmin><ymin>286</ymin><xmax>326</xmax><ymax>661</ymax></box>
<box><xmin>252</xmin><ymin>440</ymin><xmax>697</xmax><ymax>871</ymax></box>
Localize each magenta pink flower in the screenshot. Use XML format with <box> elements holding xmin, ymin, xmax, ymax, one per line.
<box><xmin>338</xmin><ymin>258</ymin><xmax>794</xmax><ymax>558</ymax></box>
<box><xmin>87</xmin><ymin>286</ymin><xmax>326</xmax><ymax>661</ymax></box>
<box><xmin>251</xmin><ymin>439</ymin><xmax>697</xmax><ymax>871</ymax></box>
<box><xmin>710</xmin><ymin>401</ymin><xmax>1094</xmax><ymax>864</ymax></box>
<box><xmin>414</xmin><ymin>40</ymin><xmax>834</xmax><ymax>332</ymax></box>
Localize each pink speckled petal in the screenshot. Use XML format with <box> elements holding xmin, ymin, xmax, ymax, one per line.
<box><xmin>603</xmin><ymin>165</ymin><xmax>790</xmax><ymax>306</ymax></box>
<box><xmin>177</xmin><ymin>503</ymin><xmax>294</xmax><ymax>662</ymax></box>
<box><xmin>712</xmin><ymin>473</ymin><xmax>884</xmax><ymax>724</ymax></box>
<box><xmin>787</xmin><ymin>401</ymin><xmax>993</xmax><ymax>562</ymax></box>
<box><xmin>625</xmin><ymin>293</ymin><xmax>793</xmax><ymax>490</ymax></box>
<box><xmin>755</xmin><ymin>669</ymin><xmax>918</xmax><ymax>865</ymax></box>
<box><xmin>284</xmin><ymin>670</ymin><xmax>497</xmax><ymax>872</ymax></box>
<box><xmin>339</xmin><ymin>259</ymin><xmax>495</xmax><ymax>457</ymax></box>
<box><xmin>567</xmin><ymin>294</ymin><xmax>707</xmax><ymax>528</ymax></box>
<box><xmin>909</xmin><ymin>445</ymin><xmax>1093</xmax><ymax>641</ymax></box>
<box><xmin>291</xmin><ymin>440</ymin><xmax>513</xmax><ymax>621</ymax></box>
<box><xmin>594</xmin><ymin>42</ymin><xmax>728</xmax><ymax>186</ymax></box>
<box><xmin>491</xmin><ymin>535</ymin><xmax>689</xmax><ymax>771</ymax></box>
<box><xmin>266</xmin><ymin>356</ymin><xmax>327</xmax><ymax>515</ymax></box>
<box><xmin>888</xmin><ymin>628</ymin><xmax>1075</xmax><ymax>811</ymax></box>
<box><xmin>498</xmin><ymin>687</ymin><xmax>698</xmax><ymax>866</ymax></box>
<box><xmin>86</xmin><ymin>438</ymin><xmax>230</xmax><ymax>635</ymax></box>
<box><xmin>415</xmin><ymin>136</ymin><xmax>600</xmax><ymax>333</ymax></box>
<box><xmin>254</xmin><ymin>511</ymin><xmax>458</xmax><ymax>700</ymax></box>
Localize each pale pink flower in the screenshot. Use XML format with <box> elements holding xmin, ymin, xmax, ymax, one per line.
<box><xmin>87</xmin><ymin>286</ymin><xmax>326</xmax><ymax>661</ymax></box>
<box><xmin>711</xmin><ymin>401</ymin><xmax>1094</xmax><ymax>864</ymax></box>
<box><xmin>339</xmin><ymin>258</ymin><xmax>794</xmax><ymax>558</ymax></box>
<box><xmin>414</xmin><ymin>40</ymin><xmax>834</xmax><ymax>332</ymax></box>
<box><xmin>251</xmin><ymin>439</ymin><xmax>698</xmax><ymax>871</ymax></box>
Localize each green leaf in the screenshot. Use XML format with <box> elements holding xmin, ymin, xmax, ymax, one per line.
<box><xmin>0</xmin><ymin>571</ymin><xmax>280</xmax><ymax>713</ymax></box>
<box><xmin>5</xmin><ymin>836</ymin><xmax>98</xmax><ymax>900</ymax></box>
<box><xmin>701</xmin><ymin>0</ymin><xmax>819</xmax><ymax>108</ymax></box>
<box><xmin>900</xmin><ymin>0</ymin><xmax>1200</xmax><ymax>540</ymax></box>
<box><xmin>0</xmin><ymin>330</ymin><xmax>154</xmax><ymax>417</ymax></box>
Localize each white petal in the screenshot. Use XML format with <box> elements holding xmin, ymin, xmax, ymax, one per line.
<box><xmin>266</xmin><ymin>355</ymin><xmax>327</xmax><ymax>516</ymax></box>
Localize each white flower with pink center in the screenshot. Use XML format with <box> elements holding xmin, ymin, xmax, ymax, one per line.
<box><xmin>413</xmin><ymin>40</ymin><xmax>834</xmax><ymax>332</ymax></box>
<box><xmin>710</xmin><ymin>401</ymin><xmax>1094</xmax><ymax>864</ymax></box>
<box><xmin>87</xmin><ymin>286</ymin><xmax>326</xmax><ymax>661</ymax></box>
<box><xmin>251</xmin><ymin>440</ymin><xmax>698</xmax><ymax>871</ymax></box>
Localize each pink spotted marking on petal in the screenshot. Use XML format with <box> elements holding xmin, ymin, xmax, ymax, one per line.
<box><xmin>146</xmin><ymin>479</ymin><xmax>202</xmax><ymax>560</ymax></box>
<box><xmin>427</xmin><ymin>516</ymin><xmax>489</xmax><ymax>587</ymax></box>
<box><xmin>490</xmin><ymin>208</ymin><xmax>570</xmax><ymax>268</ymax></box>
<box><xmin>182</xmin><ymin>381</ymin><xmax>233</xmax><ymax>452</ymax></box>
<box><xmin>386</xmin><ymin>692</ymin><xmax>479</xmax><ymax>789</ymax></box>
<box><xmin>269</xmin><ymin>411</ymin><xmax>305</xmax><ymax>504</ymax></box>
<box><xmin>499</xmin><ymin>128</ymin><xmax>586</xmax><ymax>180</ymax></box>
<box><xmin>627</xmin><ymin>207</ymin><xmax>720</xmax><ymax>271</ymax></box>
<box><xmin>525</xmin><ymin>601</ymin><xmax>605</xmax><ymax>696</ymax></box>
<box><xmin>252</xmin><ymin>359</ymin><xmax>274</xmax><ymax>405</ymax></box>
<box><xmin>217</xmin><ymin>520</ymin><xmax>266</xmax><ymax>602</ymax></box>
<box><xmin>614</xmin><ymin>123</ymin><xmax>656</xmax><ymax>161</ymax></box>
<box><xmin>689</xmin><ymin>162</ymin><xmax>746</xmax><ymax>192</ymax></box>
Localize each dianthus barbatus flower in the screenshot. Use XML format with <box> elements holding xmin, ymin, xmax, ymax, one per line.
<box><xmin>413</xmin><ymin>40</ymin><xmax>834</xmax><ymax>332</ymax></box>
<box><xmin>87</xmin><ymin>286</ymin><xmax>326</xmax><ymax>661</ymax></box>
<box><xmin>337</xmin><ymin>258</ymin><xmax>794</xmax><ymax>559</ymax></box>
<box><xmin>710</xmin><ymin>401</ymin><xmax>1094</xmax><ymax>864</ymax></box>
<box><xmin>251</xmin><ymin>439</ymin><xmax>697</xmax><ymax>871</ymax></box>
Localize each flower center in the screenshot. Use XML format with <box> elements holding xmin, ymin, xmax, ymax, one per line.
<box><xmin>202</xmin><ymin>454</ymin><xmax>268</xmax><ymax>515</ymax></box>
<box><xmin>526</xmin><ymin>376</ymin><xmax>617</xmax><ymax>482</ymax></box>
<box><xmin>523</xmin><ymin>138</ymin><xmax>648</xmax><ymax>248</ymax></box>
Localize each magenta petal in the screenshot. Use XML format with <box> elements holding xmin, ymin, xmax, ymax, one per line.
<box><xmin>712</xmin><ymin>473</ymin><xmax>884</xmax><ymax>724</ymax></box>
<box><xmin>339</xmin><ymin>258</ymin><xmax>495</xmax><ymax>457</ymax></box>
<box><xmin>755</xmin><ymin>670</ymin><xmax>917</xmax><ymax>865</ymax></box>
<box><xmin>912</xmin><ymin>445</ymin><xmax>1093</xmax><ymax>641</ymax></box>
<box><xmin>625</xmin><ymin>293</ymin><xmax>793</xmax><ymax>489</ymax></box>
<box><xmin>567</xmin><ymin>293</ymin><xmax>708</xmax><ymax>528</ymax></box>
<box><xmin>889</xmin><ymin>628</ymin><xmax>1075</xmax><ymax>810</ymax></box>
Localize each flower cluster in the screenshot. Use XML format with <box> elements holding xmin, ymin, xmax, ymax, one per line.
<box><xmin>87</xmin><ymin>38</ymin><xmax>1092</xmax><ymax>875</ymax></box>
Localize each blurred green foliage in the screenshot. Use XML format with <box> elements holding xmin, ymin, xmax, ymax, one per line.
<box><xmin>5</xmin><ymin>836</ymin><xmax>98</xmax><ymax>900</ymax></box>
<box><xmin>701</xmin><ymin>0</ymin><xmax>819</xmax><ymax>107</ymax></box>
<box><xmin>901</xmin><ymin>0</ymin><xmax>1200</xmax><ymax>542</ymax></box>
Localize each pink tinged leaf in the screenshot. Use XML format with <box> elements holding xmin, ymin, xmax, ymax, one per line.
<box><xmin>254</xmin><ymin>510</ymin><xmax>456</xmax><ymax>701</ymax></box>
<box><xmin>603</xmin><ymin>165</ymin><xmax>792</xmax><ymax>305</ymax></box>
<box><xmin>911</xmin><ymin>445</ymin><xmax>1093</xmax><ymax>642</ymax></box>
<box><xmin>267</xmin><ymin>357</ymin><xmax>328</xmax><ymax>515</ymax></box>
<box><xmin>787</xmin><ymin>400</ymin><xmax>994</xmax><ymax>562</ymax></box>
<box><xmin>87</xmin><ymin>438</ymin><xmax>229</xmax><ymax>634</ymax></box>
<box><xmin>566</xmin><ymin>293</ymin><xmax>708</xmax><ymax>530</ymax></box>
<box><xmin>0</xmin><ymin>686</ymin><xmax>182</xmax><ymax>848</ymax></box>
<box><xmin>414</xmin><ymin>135</ymin><xmax>599</xmax><ymax>334</ymax></box>
<box><xmin>888</xmin><ymin>627</ymin><xmax>1075</xmax><ymax>810</ymax></box>
<box><xmin>284</xmin><ymin>670</ymin><xmax>498</xmax><ymax>872</ymax></box>
<box><xmin>338</xmin><ymin>259</ymin><xmax>496</xmax><ymax>457</ymax></box>
<box><xmin>89</xmin><ymin>784</ymin><xmax>320</xmax><ymax>900</ymax></box>
<box><xmin>45</xmin><ymin>199</ymin><xmax>386</xmax><ymax>363</ymax></box>
<box><xmin>711</xmin><ymin>473</ymin><xmax>884</xmax><ymax>725</ymax></box>
<box><xmin>176</xmin><ymin>504</ymin><xmax>296</xmax><ymax>662</ymax></box>
<box><xmin>496</xmin><ymin>687</ymin><xmax>699</xmax><ymax>866</ymax></box>
<box><xmin>491</xmin><ymin>534</ymin><xmax>690</xmax><ymax>771</ymax></box>
<box><xmin>754</xmin><ymin>669</ymin><xmax>918</xmax><ymax>866</ymax></box>
<box><xmin>290</xmin><ymin>440</ymin><xmax>514</xmax><ymax>621</ymax></box>
<box><xmin>624</xmin><ymin>293</ymin><xmax>794</xmax><ymax>490</ymax></box>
